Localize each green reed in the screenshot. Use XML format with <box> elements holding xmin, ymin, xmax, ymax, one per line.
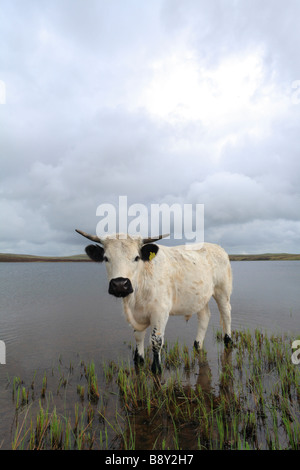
<box><xmin>7</xmin><ymin>328</ymin><xmax>300</xmax><ymax>450</ymax></box>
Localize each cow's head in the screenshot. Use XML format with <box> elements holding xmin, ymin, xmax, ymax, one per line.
<box><xmin>75</xmin><ymin>230</ymin><xmax>168</xmax><ymax>298</ymax></box>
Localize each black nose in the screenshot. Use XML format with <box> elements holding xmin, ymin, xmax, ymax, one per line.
<box><xmin>108</xmin><ymin>277</ymin><xmax>133</xmax><ymax>298</ymax></box>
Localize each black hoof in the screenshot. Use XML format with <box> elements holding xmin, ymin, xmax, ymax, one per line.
<box><xmin>151</xmin><ymin>354</ymin><xmax>162</xmax><ymax>374</ymax></box>
<box><xmin>193</xmin><ymin>340</ymin><xmax>200</xmax><ymax>351</ymax></box>
<box><xmin>224</xmin><ymin>334</ymin><xmax>234</xmax><ymax>348</ymax></box>
<box><xmin>134</xmin><ymin>348</ymin><xmax>144</xmax><ymax>365</ymax></box>
<box><xmin>151</xmin><ymin>363</ymin><xmax>162</xmax><ymax>375</ymax></box>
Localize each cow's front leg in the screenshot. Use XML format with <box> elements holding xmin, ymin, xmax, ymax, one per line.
<box><xmin>133</xmin><ymin>329</ymin><xmax>146</xmax><ymax>365</ymax></box>
<box><xmin>150</xmin><ymin>315</ymin><xmax>168</xmax><ymax>374</ymax></box>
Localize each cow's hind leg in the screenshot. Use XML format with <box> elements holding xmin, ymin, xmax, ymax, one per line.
<box><xmin>194</xmin><ymin>303</ymin><xmax>211</xmax><ymax>351</ymax></box>
<box><xmin>133</xmin><ymin>329</ymin><xmax>146</xmax><ymax>365</ymax></box>
<box><xmin>213</xmin><ymin>288</ymin><xmax>233</xmax><ymax>347</ymax></box>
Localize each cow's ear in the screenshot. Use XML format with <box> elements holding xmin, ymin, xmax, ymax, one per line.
<box><xmin>140</xmin><ymin>243</ymin><xmax>159</xmax><ymax>262</ymax></box>
<box><xmin>85</xmin><ymin>244</ymin><xmax>104</xmax><ymax>262</ymax></box>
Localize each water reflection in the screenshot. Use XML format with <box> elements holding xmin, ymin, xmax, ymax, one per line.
<box><xmin>0</xmin><ymin>261</ymin><xmax>299</xmax><ymax>449</ymax></box>
<box><xmin>120</xmin><ymin>348</ymin><xmax>236</xmax><ymax>450</ymax></box>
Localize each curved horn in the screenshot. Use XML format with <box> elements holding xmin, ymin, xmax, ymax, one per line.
<box><xmin>75</xmin><ymin>229</ymin><xmax>102</xmax><ymax>243</ymax></box>
<box><xmin>142</xmin><ymin>234</ymin><xmax>169</xmax><ymax>244</ymax></box>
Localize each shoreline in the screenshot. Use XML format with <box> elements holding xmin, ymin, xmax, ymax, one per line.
<box><xmin>0</xmin><ymin>254</ymin><xmax>91</xmax><ymax>262</ymax></box>
<box><xmin>0</xmin><ymin>253</ymin><xmax>300</xmax><ymax>262</ymax></box>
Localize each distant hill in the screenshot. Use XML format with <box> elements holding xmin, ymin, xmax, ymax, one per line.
<box><xmin>0</xmin><ymin>252</ymin><xmax>299</xmax><ymax>262</ymax></box>
<box><xmin>0</xmin><ymin>253</ymin><xmax>91</xmax><ymax>262</ymax></box>
<box><xmin>229</xmin><ymin>253</ymin><xmax>300</xmax><ymax>261</ymax></box>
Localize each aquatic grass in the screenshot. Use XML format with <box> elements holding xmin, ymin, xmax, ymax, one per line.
<box><xmin>12</xmin><ymin>376</ymin><xmax>23</xmax><ymax>401</ymax></box>
<box><xmin>12</xmin><ymin>405</ymin><xmax>32</xmax><ymax>450</ymax></box>
<box><xmin>7</xmin><ymin>329</ymin><xmax>300</xmax><ymax>450</ymax></box>
<box><xmin>77</xmin><ymin>385</ymin><xmax>85</xmax><ymax>401</ymax></box>
<box><xmin>102</xmin><ymin>360</ymin><xmax>118</xmax><ymax>383</ymax></box>
<box><xmin>41</xmin><ymin>372</ymin><xmax>47</xmax><ymax>398</ymax></box>
<box><xmin>84</xmin><ymin>360</ymin><xmax>100</xmax><ymax>403</ymax></box>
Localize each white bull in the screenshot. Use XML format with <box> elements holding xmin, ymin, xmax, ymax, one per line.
<box><xmin>76</xmin><ymin>229</ymin><xmax>233</xmax><ymax>373</ymax></box>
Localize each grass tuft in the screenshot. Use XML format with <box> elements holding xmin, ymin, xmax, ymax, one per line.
<box><xmin>8</xmin><ymin>329</ymin><xmax>300</xmax><ymax>450</ymax></box>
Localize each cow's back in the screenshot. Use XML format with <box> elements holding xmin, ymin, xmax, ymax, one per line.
<box><xmin>201</xmin><ymin>242</ymin><xmax>232</xmax><ymax>295</ymax></box>
<box><xmin>159</xmin><ymin>243</ymin><xmax>232</xmax><ymax>312</ymax></box>
<box><xmin>156</xmin><ymin>243</ymin><xmax>215</xmax><ymax>316</ymax></box>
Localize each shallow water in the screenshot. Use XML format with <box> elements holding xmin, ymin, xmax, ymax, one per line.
<box><xmin>0</xmin><ymin>261</ymin><xmax>299</xmax><ymax>448</ymax></box>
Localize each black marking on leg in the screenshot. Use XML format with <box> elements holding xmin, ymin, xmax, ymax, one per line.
<box><xmin>134</xmin><ymin>348</ymin><xmax>144</xmax><ymax>365</ymax></box>
<box><xmin>151</xmin><ymin>328</ymin><xmax>162</xmax><ymax>351</ymax></box>
<box><xmin>150</xmin><ymin>327</ymin><xmax>158</xmax><ymax>343</ymax></box>
<box><xmin>193</xmin><ymin>340</ymin><xmax>200</xmax><ymax>351</ymax></box>
<box><xmin>151</xmin><ymin>327</ymin><xmax>162</xmax><ymax>374</ymax></box>
<box><xmin>151</xmin><ymin>352</ymin><xmax>162</xmax><ymax>374</ymax></box>
<box><xmin>224</xmin><ymin>334</ymin><xmax>234</xmax><ymax>348</ymax></box>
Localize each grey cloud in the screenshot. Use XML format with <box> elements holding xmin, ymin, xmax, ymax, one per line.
<box><xmin>186</xmin><ymin>172</ymin><xmax>299</xmax><ymax>225</ymax></box>
<box><xmin>0</xmin><ymin>0</ymin><xmax>299</xmax><ymax>255</ymax></box>
<box><xmin>207</xmin><ymin>219</ymin><xmax>300</xmax><ymax>255</ymax></box>
<box><xmin>162</xmin><ymin>0</ymin><xmax>300</xmax><ymax>80</ymax></box>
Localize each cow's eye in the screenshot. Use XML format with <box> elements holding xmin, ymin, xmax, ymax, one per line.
<box><xmin>134</xmin><ymin>255</ymin><xmax>140</xmax><ymax>262</ymax></box>
<box><xmin>104</xmin><ymin>256</ymin><xmax>109</xmax><ymax>262</ymax></box>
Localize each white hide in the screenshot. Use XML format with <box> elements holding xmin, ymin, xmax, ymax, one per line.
<box><xmin>97</xmin><ymin>235</ymin><xmax>232</xmax><ymax>363</ymax></box>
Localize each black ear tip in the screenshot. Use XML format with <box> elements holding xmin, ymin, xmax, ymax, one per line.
<box><xmin>85</xmin><ymin>244</ymin><xmax>95</xmax><ymax>254</ymax></box>
<box><xmin>85</xmin><ymin>244</ymin><xmax>104</xmax><ymax>262</ymax></box>
<box><xmin>151</xmin><ymin>244</ymin><xmax>159</xmax><ymax>254</ymax></box>
<box><xmin>140</xmin><ymin>243</ymin><xmax>159</xmax><ymax>261</ymax></box>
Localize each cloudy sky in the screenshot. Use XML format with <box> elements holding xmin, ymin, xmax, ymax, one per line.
<box><xmin>1</xmin><ymin>0</ymin><xmax>300</xmax><ymax>255</ymax></box>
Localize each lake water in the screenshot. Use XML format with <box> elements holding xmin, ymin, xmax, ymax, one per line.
<box><xmin>0</xmin><ymin>261</ymin><xmax>299</xmax><ymax>448</ymax></box>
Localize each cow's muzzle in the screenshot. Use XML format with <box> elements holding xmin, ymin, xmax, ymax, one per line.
<box><xmin>108</xmin><ymin>277</ymin><xmax>133</xmax><ymax>298</ymax></box>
